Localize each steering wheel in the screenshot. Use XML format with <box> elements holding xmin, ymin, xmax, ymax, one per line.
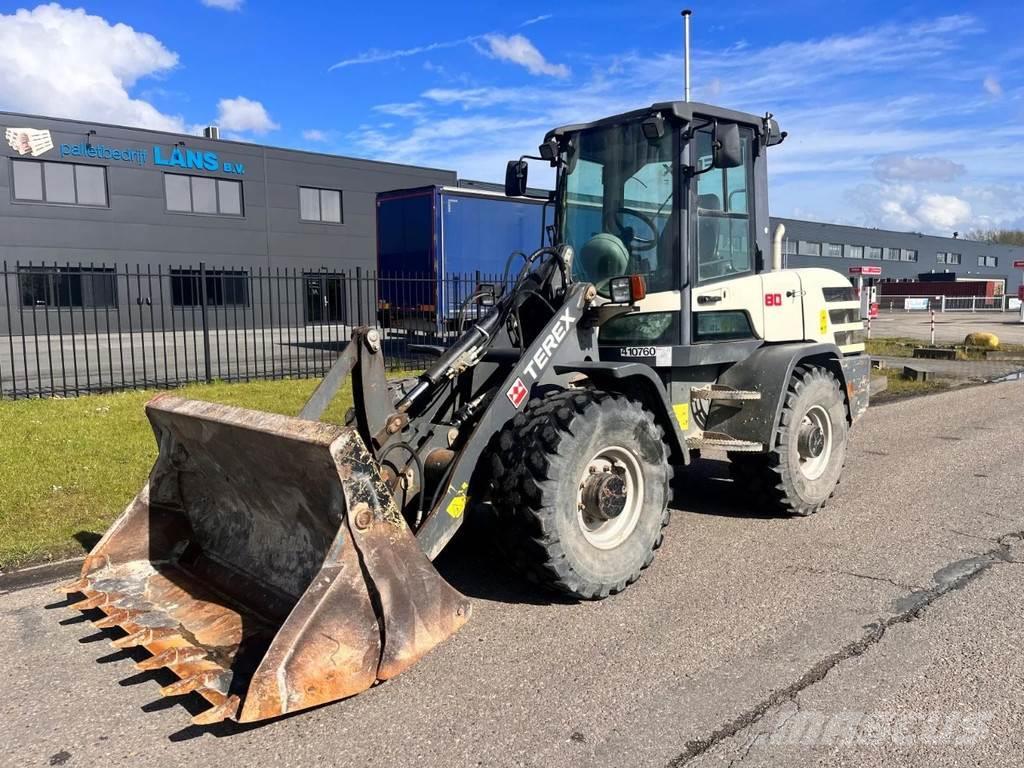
<box><xmin>605</xmin><ymin>207</ymin><xmax>658</xmax><ymax>252</ymax></box>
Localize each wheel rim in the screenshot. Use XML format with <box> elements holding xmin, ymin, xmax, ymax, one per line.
<box><xmin>576</xmin><ymin>445</ymin><xmax>644</xmax><ymax>550</ymax></box>
<box><xmin>797</xmin><ymin>404</ymin><xmax>833</xmax><ymax>481</ymax></box>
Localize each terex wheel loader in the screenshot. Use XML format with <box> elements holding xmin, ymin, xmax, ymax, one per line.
<box><xmin>58</xmin><ymin>101</ymin><xmax>870</xmax><ymax>725</ymax></box>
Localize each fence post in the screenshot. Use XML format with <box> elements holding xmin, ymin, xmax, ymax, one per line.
<box><xmin>199</xmin><ymin>262</ymin><xmax>212</xmax><ymax>383</ymax></box>
<box><xmin>355</xmin><ymin>266</ymin><xmax>363</xmax><ymax>326</ymax></box>
<box><xmin>940</xmin><ymin>295</ymin><xmax>946</xmax><ymax>313</ymax></box>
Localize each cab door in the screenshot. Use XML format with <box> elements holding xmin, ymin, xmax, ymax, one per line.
<box><xmin>688</xmin><ymin>123</ymin><xmax>762</xmax><ymax>343</ymax></box>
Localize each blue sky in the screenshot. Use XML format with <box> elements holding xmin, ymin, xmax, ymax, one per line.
<box><xmin>1</xmin><ymin>1</ymin><xmax>1023</xmax><ymax>234</ymax></box>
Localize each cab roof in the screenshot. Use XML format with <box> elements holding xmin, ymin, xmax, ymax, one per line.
<box><xmin>545</xmin><ymin>101</ymin><xmax>772</xmax><ymax>142</ymax></box>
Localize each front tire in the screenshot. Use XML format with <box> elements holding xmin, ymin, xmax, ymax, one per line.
<box><xmin>729</xmin><ymin>365</ymin><xmax>848</xmax><ymax>516</ymax></box>
<box><xmin>491</xmin><ymin>389</ymin><xmax>672</xmax><ymax>599</ymax></box>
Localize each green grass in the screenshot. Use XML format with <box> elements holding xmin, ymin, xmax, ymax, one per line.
<box><xmin>873</xmin><ymin>375</ymin><xmax>952</xmax><ymax>400</ymax></box>
<box><xmin>0</xmin><ymin>377</ymin><xmax>357</xmax><ymax>569</ymax></box>
<box><xmin>865</xmin><ymin>337</ymin><xmax>922</xmax><ymax>358</ymax></box>
<box><xmin>867</xmin><ymin>336</ymin><xmax>1024</xmax><ymax>361</ymax></box>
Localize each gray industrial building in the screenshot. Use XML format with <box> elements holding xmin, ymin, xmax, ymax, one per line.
<box><xmin>773</xmin><ymin>217</ymin><xmax>1023</xmax><ymax>292</ymax></box>
<box><xmin>0</xmin><ymin>110</ymin><xmax>455</xmax><ymax>334</ymax></box>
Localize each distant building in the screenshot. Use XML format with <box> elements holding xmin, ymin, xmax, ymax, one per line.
<box><xmin>773</xmin><ymin>217</ymin><xmax>1023</xmax><ymax>293</ymax></box>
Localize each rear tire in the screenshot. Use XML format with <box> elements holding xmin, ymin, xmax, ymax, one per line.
<box><xmin>729</xmin><ymin>365</ymin><xmax>847</xmax><ymax>516</ymax></box>
<box><xmin>491</xmin><ymin>389</ymin><xmax>672</xmax><ymax>599</ymax></box>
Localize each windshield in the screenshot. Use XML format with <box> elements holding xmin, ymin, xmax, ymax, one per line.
<box><xmin>561</xmin><ymin>121</ymin><xmax>677</xmax><ymax>293</ymax></box>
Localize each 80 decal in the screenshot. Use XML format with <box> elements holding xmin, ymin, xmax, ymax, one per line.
<box><xmin>764</xmin><ymin>293</ymin><xmax>783</xmax><ymax>307</ymax></box>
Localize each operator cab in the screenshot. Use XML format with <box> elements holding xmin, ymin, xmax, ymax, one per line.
<box><xmin>506</xmin><ymin>101</ymin><xmax>786</xmax><ymax>350</ymax></box>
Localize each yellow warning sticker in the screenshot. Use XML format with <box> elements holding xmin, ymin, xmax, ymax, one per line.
<box><xmin>446</xmin><ymin>482</ymin><xmax>469</xmax><ymax>518</ymax></box>
<box><xmin>819</xmin><ymin>309</ymin><xmax>828</xmax><ymax>335</ymax></box>
<box><xmin>672</xmin><ymin>403</ymin><xmax>689</xmax><ymax>431</ymax></box>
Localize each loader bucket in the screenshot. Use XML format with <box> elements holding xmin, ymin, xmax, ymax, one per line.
<box><xmin>59</xmin><ymin>395</ymin><xmax>471</xmax><ymax>725</ymax></box>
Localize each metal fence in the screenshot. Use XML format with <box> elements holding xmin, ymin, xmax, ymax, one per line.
<box><xmin>878</xmin><ymin>294</ymin><xmax>1021</xmax><ymax>312</ymax></box>
<box><xmin>0</xmin><ymin>262</ymin><xmax>505</xmax><ymax>399</ymax></box>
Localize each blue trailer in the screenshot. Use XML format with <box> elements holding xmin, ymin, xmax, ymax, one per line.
<box><xmin>376</xmin><ymin>185</ymin><xmax>548</xmax><ymax>333</ymax></box>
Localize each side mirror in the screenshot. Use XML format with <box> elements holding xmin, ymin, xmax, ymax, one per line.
<box><xmin>504</xmin><ymin>160</ymin><xmax>528</xmax><ymax>197</ymax></box>
<box><xmin>713</xmin><ymin>123</ymin><xmax>742</xmax><ymax>169</ymax></box>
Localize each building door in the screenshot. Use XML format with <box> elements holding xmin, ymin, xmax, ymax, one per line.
<box><xmin>305</xmin><ymin>274</ymin><xmax>347</xmax><ymax>324</ymax></box>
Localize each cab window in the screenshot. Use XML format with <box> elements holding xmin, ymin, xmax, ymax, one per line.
<box><xmin>693</xmin><ymin>126</ymin><xmax>754</xmax><ymax>282</ymax></box>
<box><xmin>563</xmin><ymin>122</ymin><xmax>677</xmax><ymax>293</ymax></box>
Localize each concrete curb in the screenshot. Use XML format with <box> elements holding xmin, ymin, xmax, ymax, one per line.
<box><xmin>0</xmin><ymin>557</ymin><xmax>84</xmax><ymax>595</ymax></box>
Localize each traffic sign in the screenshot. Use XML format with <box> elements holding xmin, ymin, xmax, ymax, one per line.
<box><xmin>849</xmin><ymin>266</ymin><xmax>882</xmax><ymax>276</ymax></box>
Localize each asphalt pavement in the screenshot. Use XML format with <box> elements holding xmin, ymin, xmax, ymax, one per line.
<box><xmin>3</xmin><ymin>380</ymin><xmax>1023</xmax><ymax>767</ymax></box>
<box><xmin>872</xmin><ymin>310</ymin><xmax>1024</xmax><ymax>345</ymax></box>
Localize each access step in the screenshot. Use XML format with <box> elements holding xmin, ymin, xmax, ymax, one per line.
<box><xmin>689</xmin><ymin>385</ymin><xmax>761</xmax><ymax>401</ymax></box>
<box><xmin>686</xmin><ymin>431</ymin><xmax>763</xmax><ymax>452</ymax></box>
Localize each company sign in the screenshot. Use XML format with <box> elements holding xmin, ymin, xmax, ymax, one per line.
<box><xmin>849</xmin><ymin>266</ymin><xmax>882</xmax><ymax>276</ymax></box>
<box><xmin>6</xmin><ymin>127</ymin><xmax>53</xmax><ymax>157</ymax></box>
<box><xmin>59</xmin><ymin>142</ymin><xmax>245</xmax><ymax>175</ymax></box>
<box><xmin>4</xmin><ymin>125</ymin><xmax>244</xmax><ymax>175</ymax></box>
<box><xmin>1013</xmin><ymin>260</ymin><xmax>1024</xmax><ymax>269</ymax></box>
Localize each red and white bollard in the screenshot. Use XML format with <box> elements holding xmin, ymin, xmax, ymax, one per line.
<box><xmin>930</xmin><ymin>309</ymin><xmax>936</xmax><ymax>346</ymax></box>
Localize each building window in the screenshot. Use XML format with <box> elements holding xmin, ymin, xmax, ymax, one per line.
<box><xmin>866</xmin><ymin>246</ymin><xmax>882</xmax><ymax>260</ymax></box>
<box><xmin>978</xmin><ymin>255</ymin><xmax>998</xmax><ymax>268</ymax></box>
<box><xmin>845</xmin><ymin>245</ymin><xmax>864</xmax><ymax>259</ymax></box>
<box><xmin>900</xmin><ymin>249</ymin><xmax>918</xmax><ymax>262</ymax></box>
<box><xmin>797</xmin><ymin>241</ymin><xmax>820</xmax><ymax>256</ymax></box>
<box><xmin>11</xmin><ymin>159</ymin><xmax>108</xmax><ymax>206</ymax></box>
<box><xmin>825</xmin><ymin>243</ymin><xmax>843</xmax><ymax>258</ymax></box>
<box><xmin>299</xmin><ymin>186</ymin><xmax>343</xmax><ymax>223</ymax></box>
<box><xmin>782</xmin><ymin>238</ymin><xmax>797</xmax><ymax>255</ymax></box>
<box><xmin>937</xmin><ymin>252</ymin><xmax>962</xmax><ymax>265</ymax></box>
<box><xmin>170</xmin><ymin>269</ymin><xmax>249</xmax><ymax>307</ymax></box>
<box><xmin>18</xmin><ymin>266</ymin><xmax>117</xmax><ymax>308</ymax></box>
<box><xmin>164</xmin><ymin>174</ymin><xmax>243</xmax><ymax>216</ymax></box>
<box><xmin>882</xmin><ymin>247</ymin><xmax>901</xmax><ymax>261</ymax></box>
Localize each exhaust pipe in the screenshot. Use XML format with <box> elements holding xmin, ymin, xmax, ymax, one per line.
<box><xmin>682</xmin><ymin>9</ymin><xmax>692</xmax><ymax>102</ymax></box>
<box><xmin>772</xmin><ymin>222</ymin><xmax>786</xmax><ymax>271</ymax></box>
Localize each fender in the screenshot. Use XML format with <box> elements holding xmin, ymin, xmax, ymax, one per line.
<box><xmin>704</xmin><ymin>342</ymin><xmax>862</xmax><ymax>446</ymax></box>
<box><xmin>553</xmin><ymin>361</ymin><xmax>689</xmax><ymax>465</ymax></box>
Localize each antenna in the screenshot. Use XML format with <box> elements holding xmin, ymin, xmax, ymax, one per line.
<box><xmin>682</xmin><ymin>9</ymin><xmax>692</xmax><ymax>102</ymax></box>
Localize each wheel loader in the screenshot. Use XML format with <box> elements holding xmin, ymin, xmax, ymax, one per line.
<box><xmin>58</xmin><ymin>100</ymin><xmax>870</xmax><ymax>725</ymax></box>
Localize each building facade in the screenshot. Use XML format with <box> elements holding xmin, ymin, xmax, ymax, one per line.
<box><xmin>772</xmin><ymin>217</ymin><xmax>1024</xmax><ymax>293</ymax></box>
<box><xmin>0</xmin><ymin>111</ymin><xmax>455</xmax><ymax>333</ymax></box>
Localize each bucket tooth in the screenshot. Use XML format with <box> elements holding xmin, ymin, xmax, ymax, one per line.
<box><xmin>191</xmin><ymin>694</ymin><xmax>240</xmax><ymax>727</ymax></box>
<box><xmin>69</xmin><ymin>594</ymin><xmax>106</xmax><ymax>610</ymax></box>
<box><xmin>135</xmin><ymin>646</ymin><xmax>206</xmax><ymax>672</ymax></box>
<box><xmin>93</xmin><ymin>609</ymin><xmax>130</xmax><ymax>629</ymax></box>
<box><xmin>56</xmin><ymin>577</ymin><xmax>91</xmax><ymax>594</ymax></box>
<box><xmin>110</xmin><ymin>626</ymin><xmax>179</xmax><ymax>650</ymax></box>
<box><xmin>160</xmin><ymin>670</ymin><xmax>229</xmax><ymax>698</ymax></box>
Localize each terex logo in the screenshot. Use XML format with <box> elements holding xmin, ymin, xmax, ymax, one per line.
<box><xmin>506</xmin><ymin>308</ymin><xmax>576</xmax><ymax>409</ymax></box>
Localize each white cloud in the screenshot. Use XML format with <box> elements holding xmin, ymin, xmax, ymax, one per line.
<box><xmin>372</xmin><ymin>102</ymin><xmax>425</xmax><ymax>119</ymax></box>
<box><xmin>521</xmin><ymin>14</ymin><xmax>552</xmax><ymax>27</ymax></box>
<box><xmin>983</xmin><ymin>75</ymin><xmax>1002</xmax><ymax>97</ymax></box>
<box><xmin>479</xmin><ymin>34</ymin><xmax>569</xmax><ymax>78</ymax></box>
<box><xmin>215</xmin><ymin>96</ymin><xmax>279</xmax><ymax>134</ymax></box>
<box><xmin>200</xmin><ymin>0</ymin><xmax>242</xmax><ymax>9</ymax></box>
<box><xmin>872</xmin><ymin>154</ymin><xmax>966</xmax><ymax>183</ymax></box>
<box><xmin>302</xmin><ymin>128</ymin><xmax>328</xmax><ymax>142</ymax></box>
<box><xmin>329</xmin><ymin>35</ymin><xmax>478</xmax><ymax>71</ymax></box>
<box><xmin>0</xmin><ymin>3</ymin><xmax>184</xmax><ymax>130</ymax></box>
<box><xmin>848</xmin><ymin>184</ymin><xmax>972</xmax><ymax>232</ymax></box>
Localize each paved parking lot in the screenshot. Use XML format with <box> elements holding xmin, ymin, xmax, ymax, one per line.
<box><xmin>873</xmin><ymin>310</ymin><xmax>1024</xmax><ymax>345</ymax></box>
<box><xmin>2</xmin><ymin>380</ymin><xmax>1023</xmax><ymax>767</ymax></box>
